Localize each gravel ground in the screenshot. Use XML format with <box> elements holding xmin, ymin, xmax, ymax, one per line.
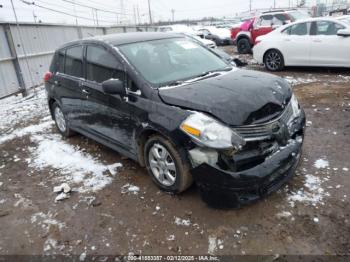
<box><xmin>0</xmin><ymin>46</ymin><xmax>349</xmax><ymax>258</ymax></box>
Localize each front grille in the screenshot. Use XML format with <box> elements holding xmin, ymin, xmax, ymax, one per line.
<box><xmin>233</xmin><ymin>102</ymin><xmax>294</xmax><ymax>141</ymax></box>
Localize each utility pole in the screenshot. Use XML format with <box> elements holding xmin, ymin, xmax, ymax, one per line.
<box><xmin>148</xmin><ymin>0</ymin><xmax>153</xmax><ymax>25</ymax></box>
<box><xmin>33</xmin><ymin>10</ymin><xmax>37</xmax><ymax>23</ymax></box>
<box><xmin>120</xmin><ymin>0</ymin><xmax>124</xmax><ymax>24</ymax></box>
<box><xmin>274</xmin><ymin>0</ymin><xmax>276</xmax><ymax>9</ymax></box>
<box><xmin>72</xmin><ymin>0</ymin><xmax>78</xmax><ymax>26</ymax></box>
<box><xmin>171</xmin><ymin>9</ymin><xmax>175</xmax><ymax>22</ymax></box>
<box><xmin>10</xmin><ymin>0</ymin><xmax>31</xmax><ymax>96</ymax></box>
<box><xmin>133</xmin><ymin>5</ymin><xmax>137</xmax><ymax>25</ymax></box>
<box><xmin>94</xmin><ymin>9</ymin><xmax>99</xmax><ymax>26</ymax></box>
<box><xmin>137</xmin><ymin>4</ymin><xmax>141</xmax><ymax>24</ymax></box>
<box><xmin>249</xmin><ymin>0</ymin><xmax>252</xmax><ymax>11</ymax></box>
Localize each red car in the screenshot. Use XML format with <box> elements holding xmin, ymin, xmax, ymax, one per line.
<box><xmin>232</xmin><ymin>10</ymin><xmax>310</xmax><ymax>54</ymax></box>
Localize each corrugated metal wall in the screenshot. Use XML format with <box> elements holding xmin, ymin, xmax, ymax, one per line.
<box><xmin>0</xmin><ymin>23</ymin><xmax>158</xmax><ymax>99</ymax></box>
<box><xmin>0</xmin><ymin>26</ymin><xmax>19</xmax><ymax>98</ymax></box>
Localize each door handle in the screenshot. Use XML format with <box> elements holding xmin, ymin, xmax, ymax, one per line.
<box><xmin>82</xmin><ymin>89</ymin><xmax>90</xmax><ymax>95</ymax></box>
<box><xmin>313</xmin><ymin>39</ymin><xmax>322</xmax><ymax>43</ymax></box>
<box><xmin>284</xmin><ymin>38</ymin><xmax>291</xmax><ymax>42</ymax></box>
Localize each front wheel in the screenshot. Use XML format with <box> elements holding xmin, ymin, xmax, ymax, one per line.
<box><xmin>144</xmin><ymin>135</ymin><xmax>193</xmax><ymax>193</ymax></box>
<box><xmin>264</xmin><ymin>49</ymin><xmax>285</xmax><ymax>71</ymax></box>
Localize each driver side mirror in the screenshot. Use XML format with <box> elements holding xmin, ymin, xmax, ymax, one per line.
<box><xmin>102</xmin><ymin>79</ymin><xmax>126</xmax><ymax>96</ymax></box>
<box><xmin>337</xmin><ymin>29</ymin><xmax>350</xmax><ymax>37</ymax></box>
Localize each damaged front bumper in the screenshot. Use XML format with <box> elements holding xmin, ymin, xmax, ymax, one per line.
<box><xmin>189</xmin><ymin>111</ymin><xmax>306</xmax><ymax>208</ymax></box>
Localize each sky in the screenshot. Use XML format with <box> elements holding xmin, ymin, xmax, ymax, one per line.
<box><xmin>0</xmin><ymin>0</ymin><xmax>317</xmax><ymax>25</ymax></box>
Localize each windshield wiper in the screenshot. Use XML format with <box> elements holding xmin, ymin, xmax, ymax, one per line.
<box><xmin>162</xmin><ymin>80</ymin><xmax>184</xmax><ymax>87</ymax></box>
<box><xmin>189</xmin><ymin>67</ymin><xmax>232</xmax><ymax>81</ymax></box>
<box><xmin>160</xmin><ymin>67</ymin><xmax>232</xmax><ymax>88</ymax></box>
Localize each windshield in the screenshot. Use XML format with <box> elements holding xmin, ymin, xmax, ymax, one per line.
<box><xmin>118</xmin><ymin>38</ymin><xmax>229</xmax><ymax>87</ymax></box>
<box><xmin>288</xmin><ymin>11</ymin><xmax>310</xmax><ymax>21</ymax></box>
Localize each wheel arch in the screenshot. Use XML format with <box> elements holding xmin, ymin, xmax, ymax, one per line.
<box><xmin>48</xmin><ymin>97</ymin><xmax>58</xmax><ymax>118</ymax></box>
<box><xmin>136</xmin><ymin>128</ymin><xmax>175</xmax><ymax>167</ymax></box>
<box><xmin>236</xmin><ymin>31</ymin><xmax>252</xmax><ymax>44</ymax></box>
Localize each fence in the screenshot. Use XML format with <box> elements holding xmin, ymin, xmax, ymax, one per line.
<box><xmin>0</xmin><ymin>22</ymin><xmax>158</xmax><ymax>98</ymax></box>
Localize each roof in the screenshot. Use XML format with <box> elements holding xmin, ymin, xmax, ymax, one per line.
<box><xmin>89</xmin><ymin>32</ymin><xmax>183</xmax><ymax>46</ymax></box>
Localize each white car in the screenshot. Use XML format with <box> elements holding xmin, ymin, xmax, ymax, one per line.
<box><xmin>253</xmin><ymin>17</ymin><xmax>350</xmax><ymax>71</ymax></box>
<box><xmin>196</xmin><ymin>26</ymin><xmax>233</xmax><ymax>46</ymax></box>
<box><xmin>158</xmin><ymin>24</ymin><xmax>217</xmax><ymax>49</ymax></box>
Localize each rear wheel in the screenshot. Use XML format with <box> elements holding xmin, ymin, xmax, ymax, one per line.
<box><xmin>52</xmin><ymin>102</ymin><xmax>74</xmax><ymax>137</ymax></box>
<box><xmin>144</xmin><ymin>135</ymin><xmax>193</xmax><ymax>193</ymax></box>
<box><xmin>237</xmin><ymin>38</ymin><xmax>251</xmax><ymax>54</ymax></box>
<box><xmin>264</xmin><ymin>49</ymin><xmax>285</xmax><ymax>71</ymax></box>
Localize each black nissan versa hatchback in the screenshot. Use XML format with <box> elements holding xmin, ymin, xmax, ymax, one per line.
<box><xmin>45</xmin><ymin>32</ymin><xmax>306</xmax><ymax>208</ymax></box>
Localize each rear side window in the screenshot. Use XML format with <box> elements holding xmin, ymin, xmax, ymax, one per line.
<box><xmin>86</xmin><ymin>45</ymin><xmax>124</xmax><ymax>83</ymax></box>
<box><xmin>50</xmin><ymin>49</ymin><xmax>65</xmax><ymax>73</ymax></box>
<box><xmin>313</xmin><ymin>21</ymin><xmax>345</xmax><ymax>35</ymax></box>
<box><xmin>57</xmin><ymin>50</ymin><xmax>65</xmax><ymax>73</ymax></box>
<box><xmin>65</xmin><ymin>46</ymin><xmax>83</xmax><ymax>78</ymax></box>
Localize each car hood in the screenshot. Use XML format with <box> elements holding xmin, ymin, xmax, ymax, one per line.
<box><xmin>158</xmin><ymin>69</ymin><xmax>292</xmax><ymax>126</ymax></box>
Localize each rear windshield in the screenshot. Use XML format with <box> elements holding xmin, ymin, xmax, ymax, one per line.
<box><xmin>118</xmin><ymin>38</ymin><xmax>228</xmax><ymax>87</ymax></box>
<box><xmin>288</xmin><ymin>11</ymin><xmax>310</xmax><ymax>21</ymax></box>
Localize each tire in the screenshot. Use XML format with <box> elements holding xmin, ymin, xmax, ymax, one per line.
<box><xmin>52</xmin><ymin>102</ymin><xmax>74</xmax><ymax>138</ymax></box>
<box><xmin>237</xmin><ymin>38</ymin><xmax>252</xmax><ymax>54</ymax></box>
<box><xmin>264</xmin><ymin>49</ymin><xmax>285</xmax><ymax>71</ymax></box>
<box><xmin>144</xmin><ymin>135</ymin><xmax>193</xmax><ymax>193</ymax></box>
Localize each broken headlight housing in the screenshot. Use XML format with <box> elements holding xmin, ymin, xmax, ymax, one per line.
<box><xmin>290</xmin><ymin>94</ymin><xmax>301</xmax><ymax>117</ymax></box>
<box><xmin>180</xmin><ymin>112</ymin><xmax>245</xmax><ymax>150</ymax></box>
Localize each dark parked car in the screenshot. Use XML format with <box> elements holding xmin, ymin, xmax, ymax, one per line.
<box><xmin>45</xmin><ymin>32</ymin><xmax>305</xmax><ymax>208</ymax></box>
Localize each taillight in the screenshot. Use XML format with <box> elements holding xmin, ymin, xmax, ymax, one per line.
<box><xmin>44</xmin><ymin>71</ymin><xmax>53</xmax><ymax>82</ymax></box>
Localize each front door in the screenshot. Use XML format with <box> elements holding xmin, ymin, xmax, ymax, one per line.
<box><xmin>251</xmin><ymin>15</ymin><xmax>274</xmax><ymax>43</ymax></box>
<box><xmin>80</xmin><ymin>44</ymin><xmax>134</xmax><ymax>152</ymax></box>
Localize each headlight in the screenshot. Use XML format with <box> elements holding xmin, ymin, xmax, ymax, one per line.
<box><xmin>180</xmin><ymin>112</ymin><xmax>245</xmax><ymax>150</ymax></box>
<box><xmin>290</xmin><ymin>94</ymin><xmax>301</xmax><ymax>117</ymax></box>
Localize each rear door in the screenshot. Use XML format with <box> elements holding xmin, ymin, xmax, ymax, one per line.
<box><xmin>55</xmin><ymin>45</ymin><xmax>85</xmax><ymax>128</ymax></box>
<box><xmin>80</xmin><ymin>44</ymin><xmax>135</xmax><ymax>151</ymax></box>
<box><xmin>279</xmin><ymin>22</ymin><xmax>311</xmax><ymax>66</ymax></box>
<box><xmin>309</xmin><ymin>20</ymin><xmax>349</xmax><ymax>67</ymax></box>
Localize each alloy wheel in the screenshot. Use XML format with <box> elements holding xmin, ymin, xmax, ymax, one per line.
<box><xmin>148</xmin><ymin>143</ymin><xmax>177</xmax><ymax>187</ymax></box>
<box><xmin>54</xmin><ymin>106</ymin><xmax>66</xmax><ymax>133</ymax></box>
<box><xmin>266</xmin><ymin>51</ymin><xmax>282</xmax><ymax>71</ymax></box>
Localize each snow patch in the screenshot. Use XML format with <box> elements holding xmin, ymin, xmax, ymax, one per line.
<box><xmin>0</xmin><ymin>88</ymin><xmax>49</xmax><ymax>132</ymax></box>
<box><xmin>0</xmin><ymin>121</ymin><xmax>53</xmax><ymax>144</ymax></box>
<box><xmin>31</xmin><ymin>212</ymin><xmax>65</xmax><ymax>231</ymax></box>
<box><xmin>29</xmin><ymin>134</ymin><xmax>122</xmax><ymax>193</ymax></box>
<box><xmin>287</xmin><ymin>174</ymin><xmax>327</xmax><ymax>207</ymax></box>
<box><xmin>121</xmin><ymin>184</ymin><xmax>140</xmax><ymax>194</ymax></box>
<box><xmin>174</xmin><ymin>217</ymin><xmax>191</xmax><ymax>226</ymax></box>
<box><xmin>276</xmin><ymin>211</ymin><xmax>292</xmax><ymax>218</ymax></box>
<box><xmin>207</xmin><ymin>236</ymin><xmax>223</xmax><ymax>254</ymax></box>
<box><xmin>314</xmin><ymin>159</ymin><xmax>329</xmax><ymax>169</ymax></box>
<box><xmin>14</xmin><ymin>193</ymin><xmax>32</xmax><ymax>208</ymax></box>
